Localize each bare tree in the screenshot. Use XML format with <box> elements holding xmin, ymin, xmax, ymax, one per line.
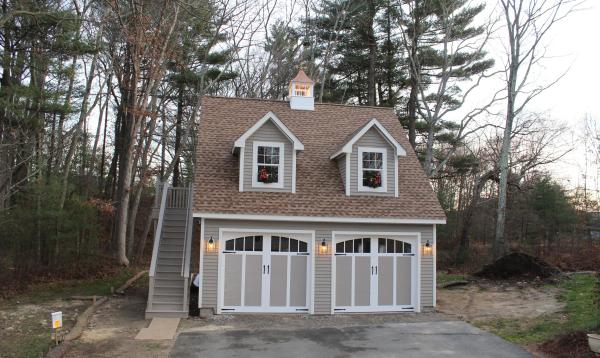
<box><xmin>494</xmin><ymin>0</ymin><xmax>578</xmax><ymax>259</ymax></box>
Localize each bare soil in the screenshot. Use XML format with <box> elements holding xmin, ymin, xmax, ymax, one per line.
<box><xmin>437</xmin><ymin>280</ymin><xmax>563</xmax><ymax>322</ymax></box>
<box><xmin>0</xmin><ymin>298</ymin><xmax>88</xmax><ymax>357</ymax></box>
<box><xmin>538</xmin><ymin>332</ymin><xmax>597</xmax><ymax>358</ymax></box>
<box><xmin>64</xmin><ymin>280</ymin><xmax>173</xmax><ymax>358</ymax></box>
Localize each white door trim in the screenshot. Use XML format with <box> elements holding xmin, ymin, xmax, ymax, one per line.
<box><xmin>331</xmin><ymin>231</ymin><xmax>421</xmax><ymax>314</ymax></box>
<box><xmin>217</xmin><ymin>228</ymin><xmax>315</xmax><ymax>314</ymax></box>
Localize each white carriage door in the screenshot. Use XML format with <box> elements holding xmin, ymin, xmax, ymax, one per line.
<box><xmin>268</xmin><ymin>235</ymin><xmax>310</xmax><ymax>312</ymax></box>
<box><xmin>222</xmin><ymin>235</ymin><xmax>266</xmax><ymax>311</ymax></box>
<box><xmin>222</xmin><ymin>234</ymin><xmax>310</xmax><ymax>313</ymax></box>
<box><xmin>334</xmin><ymin>236</ymin><xmax>416</xmax><ymax>312</ymax></box>
<box><xmin>376</xmin><ymin>238</ymin><xmax>415</xmax><ymax>309</ymax></box>
<box><xmin>335</xmin><ymin>237</ymin><xmax>375</xmax><ymax>311</ymax></box>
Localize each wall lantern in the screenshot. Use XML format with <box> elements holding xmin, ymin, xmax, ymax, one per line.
<box><xmin>422</xmin><ymin>240</ymin><xmax>433</xmax><ymax>256</ymax></box>
<box><xmin>206</xmin><ymin>236</ymin><xmax>217</xmax><ymax>253</ymax></box>
<box><xmin>319</xmin><ymin>239</ymin><xmax>328</xmax><ymax>254</ymax></box>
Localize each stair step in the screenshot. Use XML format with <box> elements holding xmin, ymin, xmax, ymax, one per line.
<box><xmin>158</xmin><ymin>248</ymin><xmax>184</xmax><ymax>254</ymax></box>
<box><xmin>145</xmin><ymin>310</ymin><xmax>188</xmax><ymax>319</ymax></box>
<box><xmin>159</xmin><ymin>243</ymin><xmax>184</xmax><ymax>249</ymax></box>
<box><xmin>157</xmin><ymin>251</ymin><xmax>184</xmax><ymax>258</ymax></box>
<box><xmin>153</xmin><ymin>293</ymin><xmax>184</xmax><ymax>300</ymax></box>
<box><xmin>151</xmin><ymin>303</ymin><xmax>185</xmax><ymax>311</ymax></box>
<box><xmin>154</xmin><ymin>279</ymin><xmax>186</xmax><ymax>288</ymax></box>
<box><xmin>155</xmin><ymin>272</ymin><xmax>184</xmax><ymax>279</ymax></box>
<box><xmin>157</xmin><ymin>262</ymin><xmax>182</xmax><ymax>267</ymax></box>
<box><xmin>162</xmin><ymin>228</ymin><xmax>186</xmax><ymax>234</ymax></box>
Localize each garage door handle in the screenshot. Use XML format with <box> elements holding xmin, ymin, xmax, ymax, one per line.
<box><xmin>263</xmin><ymin>265</ymin><xmax>266</xmax><ymax>274</ymax></box>
<box><xmin>371</xmin><ymin>266</ymin><xmax>374</xmax><ymax>275</ymax></box>
<box><xmin>267</xmin><ymin>265</ymin><xmax>270</xmax><ymax>274</ymax></box>
<box><xmin>375</xmin><ymin>266</ymin><xmax>378</xmax><ymax>275</ymax></box>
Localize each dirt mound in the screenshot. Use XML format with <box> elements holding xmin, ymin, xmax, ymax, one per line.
<box><xmin>474</xmin><ymin>252</ymin><xmax>560</xmax><ymax>280</ymax></box>
<box><xmin>538</xmin><ymin>331</ymin><xmax>596</xmax><ymax>358</ymax></box>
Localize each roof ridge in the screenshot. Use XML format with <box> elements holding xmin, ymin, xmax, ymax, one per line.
<box><xmin>203</xmin><ymin>95</ymin><xmax>395</xmax><ymax>111</ymax></box>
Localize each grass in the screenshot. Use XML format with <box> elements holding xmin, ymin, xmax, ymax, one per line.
<box><xmin>437</xmin><ymin>272</ymin><xmax>468</xmax><ymax>285</ymax></box>
<box><xmin>474</xmin><ymin>273</ymin><xmax>600</xmax><ymax>345</ymax></box>
<box><xmin>2</xmin><ymin>268</ymin><xmax>135</xmax><ymax>305</ymax></box>
<box><xmin>0</xmin><ymin>268</ymin><xmax>138</xmax><ymax>358</ymax></box>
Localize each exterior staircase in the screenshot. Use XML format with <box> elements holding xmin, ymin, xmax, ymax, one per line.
<box><xmin>145</xmin><ymin>183</ymin><xmax>193</xmax><ymax>318</ymax></box>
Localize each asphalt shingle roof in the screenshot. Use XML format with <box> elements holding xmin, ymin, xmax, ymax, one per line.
<box><xmin>194</xmin><ymin>96</ymin><xmax>446</xmax><ymax>221</ymax></box>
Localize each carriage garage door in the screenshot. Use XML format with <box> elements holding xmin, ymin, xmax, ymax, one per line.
<box><xmin>218</xmin><ymin>230</ymin><xmax>313</xmax><ymax>313</ymax></box>
<box><xmin>333</xmin><ymin>233</ymin><xmax>419</xmax><ymax>313</ymax></box>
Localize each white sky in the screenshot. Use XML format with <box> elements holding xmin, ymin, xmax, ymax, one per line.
<box><xmin>522</xmin><ymin>1</ymin><xmax>600</xmax><ymax>189</ymax></box>
<box><xmin>464</xmin><ymin>0</ymin><xmax>600</xmax><ymax>190</ymax></box>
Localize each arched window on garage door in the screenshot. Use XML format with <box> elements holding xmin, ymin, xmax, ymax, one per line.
<box><xmin>224</xmin><ymin>235</ymin><xmax>264</xmax><ymax>252</ymax></box>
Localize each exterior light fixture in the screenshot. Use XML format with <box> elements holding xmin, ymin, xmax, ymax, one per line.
<box><xmin>319</xmin><ymin>239</ymin><xmax>328</xmax><ymax>254</ymax></box>
<box><xmin>207</xmin><ymin>236</ymin><xmax>216</xmax><ymax>252</ymax></box>
<box><xmin>423</xmin><ymin>240</ymin><xmax>433</xmax><ymax>256</ymax></box>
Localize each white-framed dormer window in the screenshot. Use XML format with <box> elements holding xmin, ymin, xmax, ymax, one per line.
<box><xmin>252</xmin><ymin>141</ymin><xmax>285</xmax><ymax>189</ymax></box>
<box><xmin>358</xmin><ymin>147</ymin><xmax>387</xmax><ymax>193</ymax></box>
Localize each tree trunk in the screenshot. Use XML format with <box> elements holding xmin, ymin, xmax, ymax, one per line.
<box><xmin>407</xmin><ymin>0</ymin><xmax>420</xmax><ymax>149</ymax></box>
<box><xmin>366</xmin><ymin>0</ymin><xmax>377</xmax><ymax>106</ymax></box>
<box><xmin>494</xmin><ymin>55</ymin><xmax>518</xmax><ymax>260</ymax></box>
<box><xmin>173</xmin><ymin>82</ymin><xmax>184</xmax><ymax>186</ymax></box>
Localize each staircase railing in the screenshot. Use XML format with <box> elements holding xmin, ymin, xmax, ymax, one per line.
<box><xmin>149</xmin><ymin>182</ymin><xmax>170</xmax><ymax>277</ymax></box>
<box><xmin>181</xmin><ymin>185</ymin><xmax>193</xmax><ymax>278</ymax></box>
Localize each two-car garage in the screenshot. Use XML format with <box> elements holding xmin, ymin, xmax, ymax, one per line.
<box><xmin>216</xmin><ymin>229</ymin><xmax>419</xmax><ymax>314</ymax></box>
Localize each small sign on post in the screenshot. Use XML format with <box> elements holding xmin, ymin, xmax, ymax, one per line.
<box><xmin>51</xmin><ymin>311</ymin><xmax>63</xmax><ymax>345</ymax></box>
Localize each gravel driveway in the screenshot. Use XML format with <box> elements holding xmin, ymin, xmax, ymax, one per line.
<box><xmin>171</xmin><ymin>316</ymin><xmax>532</xmax><ymax>358</ymax></box>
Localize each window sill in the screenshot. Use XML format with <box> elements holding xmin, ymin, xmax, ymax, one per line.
<box><xmin>252</xmin><ymin>181</ymin><xmax>285</xmax><ymax>189</ymax></box>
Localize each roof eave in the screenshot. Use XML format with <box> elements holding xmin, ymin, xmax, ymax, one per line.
<box><xmin>233</xmin><ymin>111</ymin><xmax>305</xmax><ymax>152</ymax></box>
<box><xmin>330</xmin><ymin>118</ymin><xmax>407</xmax><ymax>159</ymax></box>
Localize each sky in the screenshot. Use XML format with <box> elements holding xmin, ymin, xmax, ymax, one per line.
<box><xmin>464</xmin><ymin>0</ymin><xmax>600</xmax><ymax>190</ymax></box>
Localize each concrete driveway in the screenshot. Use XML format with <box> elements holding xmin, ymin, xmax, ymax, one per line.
<box><xmin>170</xmin><ymin>320</ymin><xmax>532</xmax><ymax>358</ymax></box>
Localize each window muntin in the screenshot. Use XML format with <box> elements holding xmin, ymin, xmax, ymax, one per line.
<box><xmin>335</xmin><ymin>238</ymin><xmax>371</xmax><ymax>254</ymax></box>
<box><xmin>378</xmin><ymin>238</ymin><xmax>412</xmax><ymax>254</ymax></box>
<box><xmin>271</xmin><ymin>236</ymin><xmax>308</xmax><ymax>253</ymax></box>
<box><xmin>252</xmin><ymin>141</ymin><xmax>284</xmax><ymax>188</ymax></box>
<box><xmin>362</xmin><ymin>152</ymin><xmax>383</xmax><ymax>188</ymax></box>
<box><xmin>225</xmin><ymin>236</ymin><xmax>264</xmax><ymax>252</ymax></box>
<box><xmin>257</xmin><ymin>146</ymin><xmax>280</xmax><ymax>184</ymax></box>
<box><xmin>335</xmin><ymin>237</ymin><xmax>411</xmax><ymax>254</ymax></box>
<box><xmin>357</xmin><ymin>147</ymin><xmax>387</xmax><ymax>192</ymax></box>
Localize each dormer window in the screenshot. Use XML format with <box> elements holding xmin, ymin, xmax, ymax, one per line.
<box><xmin>358</xmin><ymin>147</ymin><xmax>387</xmax><ymax>192</ymax></box>
<box><xmin>252</xmin><ymin>141</ymin><xmax>284</xmax><ymax>188</ymax></box>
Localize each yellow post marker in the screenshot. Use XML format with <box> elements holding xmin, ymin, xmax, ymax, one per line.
<box><xmin>51</xmin><ymin>311</ymin><xmax>63</xmax><ymax>345</ymax></box>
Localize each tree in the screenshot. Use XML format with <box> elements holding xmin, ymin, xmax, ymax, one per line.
<box><xmin>494</xmin><ymin>0</ymin><xmax>577</xmax><ymax>259</ymax></box>
<box><xmin>397</xmin><ymin>0</ymin><xmax>495</xmax><ymax>178</ymax></box>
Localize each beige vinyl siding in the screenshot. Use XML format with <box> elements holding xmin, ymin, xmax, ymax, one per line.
<box><xmin>419</xmin><ymin>225</ymin><xmax>434</xmax><ymax>307</ymax></box>
<box><xmin>242</xmin><ymin>120</ymin><xmax>293</xmax><ymax>192</ymax></box>
<box><xmin>199</xmin><ymin>219</ymin><xmax>435</xmax><ymax>313</ymax></box>
<box><xmin>350</xmin><ymin>127</ymin><xmax>395</xmax><ymax>196</ymax></box>
<box><xmin>201</xmin><ymin>224</ymin><xmax>219</xmax><ymax>307</ymax></box>
<box><xmin>336</xmin><ymin>156</ymin><xmax>346</xmax><ymax>193</ymax></box>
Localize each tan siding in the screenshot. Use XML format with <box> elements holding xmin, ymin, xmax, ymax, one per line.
<box><xmin>243</xmin><ymin>120</ymin><xmax>293</xmax><ymax>192</ymax></box>
<box><xmin>201</xmin><ymin>223</ymin><xmax>219</xmax><ymax>308</ymax></box>
<box><xmin>336</xmin><ymin>156</ymin><xmax>346</xmax><ymax>193</ymax></box>
<box><xmin>350</xmin><ymin>127</ymin><xmax>395</xmax><ymax>196</ymax></box>
<box><xmin>419</xmin><ymin>226</ymin><xmax>434</xmax><ymax>307</ymax></box>
<box><xmin>200</xmin><ymin>219</ymin><xmax>435</xmax><ymax>313</ymax></box>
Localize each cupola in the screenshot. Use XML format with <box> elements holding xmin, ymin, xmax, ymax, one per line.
<box><xmin>289</xmin><ymin>68</ymin><xmax>314</xmax><ymax>111</ymax></box>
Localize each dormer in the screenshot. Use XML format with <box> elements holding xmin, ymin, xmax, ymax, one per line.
<box><xmin>330</xmin><ymin>118</ymin><xmax>407</xmax><ymax>197</ymax></box>
<box><xmin>289</xmin><ymin>69</ymin><xmax>314</xmax><ymax>111</ymax></box>
<box><xmin>233</xmin><ymin>112</ymin><xmax>304</xmax><ymax>193</ymax></box>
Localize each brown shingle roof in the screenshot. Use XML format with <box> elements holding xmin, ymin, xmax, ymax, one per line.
<box><xmin>194</xmin><ymin>96</ymin><xmax>446</xmax><ymax>221</ymax></box>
